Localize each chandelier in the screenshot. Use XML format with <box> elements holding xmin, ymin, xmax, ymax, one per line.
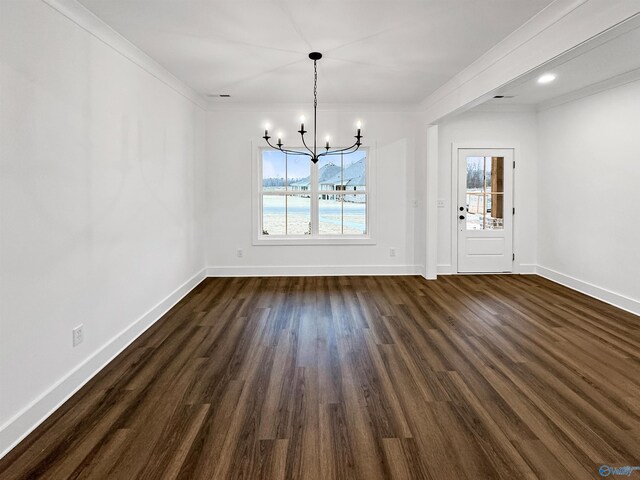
<box><xmin>262</xmin><ymin>52</ymin><xmax>363</xmax><ymax>164</ymax></box>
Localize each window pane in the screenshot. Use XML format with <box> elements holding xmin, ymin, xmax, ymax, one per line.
<box><xmin>287</xmin><ymin>155</ymin><xmax>310</xmax><ymax>191</ymax></box>
<box><xmin>318</xmin><ymin>194</ymin><xmax>367</xmax><ymax>235</ymax></box>
<box><xmin>262</xmin><ymin>151</ymin><xmax>286</xmax><ymax>191</ymax></box>
<box><xmin>317</xmin><ymin>152</ymin><xmax>367</xmax><ymax>192</ymax></box>
<box><xmin>341</xmin><ymin>152</ymin><xmax>366</xmax><ymax>192</ymax></box>
<box><xmin>262</xmin><ymin>194</ymin><xmax>285</xmax><ymax>235</ymax></box>
<box><xmin>316</xmin><ymin>156</ymin><xmax>341</xmax><ymax>191</ymax></box>
<box><xmin>318</xmin><ymin>194</ymin><xmax>343</xmax><ymax>235</ymax></box>
<box><xmin>286</xmin><ymin>195</ymin><xmax>311</xmax><ymax>235</ymax></box>
<box><xmin>343</xmin><ymin>194</ymin><xmax>367</xmax><ymax>234</ymax></box>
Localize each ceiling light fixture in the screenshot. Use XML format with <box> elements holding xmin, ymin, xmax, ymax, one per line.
<box><xmin>537</xmin><ymin>73</ymin><xmax>556</xmax><ymax>84</ymax></box>
<box><xmin>262</xmin><ymin>52</ymin><xmax>363</xmax><ymax>164</ymax></box>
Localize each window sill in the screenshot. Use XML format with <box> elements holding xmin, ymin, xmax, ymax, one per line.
<box><xmin>253</xmin><ymin>236</ymin><xmax>376</xmax><ymax>246</ymax></box>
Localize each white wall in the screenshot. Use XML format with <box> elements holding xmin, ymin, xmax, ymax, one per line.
<box><xmin>0</xmin><ymin>0</ymin><xmax>206</xmax><ymax>455</ymax></box>
<box><xmin>413</xmin><ymin>119</ymin><xmax>429</xmax><ymax>274</ymax></box>
<box><xmin>537</xmin><ymin>80</ymin><xmax>640</xmax><ymax>313</ymax></box>
<box><xmin>206</xmin><ymin>108</ymin><xmax>420</xmax><ymax>275</ymax></box>
<box><xmin>436</xmin><ymin>108</ymin><xmax>539</xmax><ymax>272</ymax></box>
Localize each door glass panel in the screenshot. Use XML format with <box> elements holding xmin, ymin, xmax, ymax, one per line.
<box><xmin>466</xmin><ymin>193</ymin><xmax>485</xmax><ymax>230</ymax></box>
<box><xmin>466</xmin><ymin>157</ymin><xmax>484</xmax><ymax>190</ymax></box>
<box><xmin>487</xmin><ymin>157</ymin><xmax>504</xmax><ymax>230</ymax></box>
<box><xmin>487</xmin><ymin>193</ymin><xmax>504</xmax><ymax>230</ymax></box>
<box><xmin>487</xmin><ymin>157</ymin><xmax>504</xmax><ymax>194</ymax></box>
<box><xmin>466</xmin><ymin>156</ymin><xmax>505</xmax><ymax>230</ymax></box>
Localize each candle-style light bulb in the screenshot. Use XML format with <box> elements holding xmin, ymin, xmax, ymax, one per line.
<box><xmin>356</xmin><ymin>120</ymin><xmax>362</xmax><ymax>137</ymax></box>
<box><xmin>264</xmin><ymin>122</ymin><xmax>271</xmax><ymax>137</ymax></box>
<box><xmin>299</xmin><ymin>115</ymin><xmax>305</xmax><ymax>132</ymax></box>
<box><xmin>277</xmin><ymin>131</ymin><xmax>283</xmax><ymax>141</ymax></box>
<box><xmin>325</xmin><ymin>135</ymin><xmax>330</xmax><ymax>149</ymax></box>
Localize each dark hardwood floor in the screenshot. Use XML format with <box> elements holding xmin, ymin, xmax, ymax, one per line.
<box><xmin>1</xmin><ymin>275</ymin><xmax>640</xmax><ymax>479</ymax></box>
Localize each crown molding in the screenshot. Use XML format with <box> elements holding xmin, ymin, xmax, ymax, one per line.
<box><xmin>41</xmin><ymin>0</ymin><xmax>209</xmax><ymax>110</ymax></box>
<box><xmin>205</xmin><ymin>102</ymin><xmax>420</xmax><ymax>113</ymax></box>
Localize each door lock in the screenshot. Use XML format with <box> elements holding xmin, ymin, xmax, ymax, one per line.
<box><xmin>459</xmin><ymin>215</ymin><xmax>465</xmax><ymax>220</ymax></box>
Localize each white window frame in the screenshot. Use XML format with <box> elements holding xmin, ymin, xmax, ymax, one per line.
<box><xmin>253</xmin><ymin>145</ymin><xmax>375</xmax><ymax>245</ymax></box>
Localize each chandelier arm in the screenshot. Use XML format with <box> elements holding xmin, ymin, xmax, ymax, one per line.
<box><xmin>318</xmin><ymin>148</ymin><xmax>358</xmax><ymax>158</ymax></box>
<box><xmin>299</xmin><ymin>131</ymin><xmax>316</xmax><ymax>157</ymax></box>
<box><xmin>317</xmin><ymin>141</ymin><xmax>361</xmax><ymax>158</ymax></box>
<box><xmin>281</xmin><ymin>150</ymin><xmax>313</xmax><ymax>156</ymax></box>
<box><xmin>263</xmin><ymin>137</ymin><xmax>312</xmax><ymax>157</ymax></box>
<box><xmin>318</xmin><ymin>148</ymin><xmax>359</xmax><ymax>158</ymax></box>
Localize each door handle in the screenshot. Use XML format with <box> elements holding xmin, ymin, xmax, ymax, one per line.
<box><xmin>459</xmin><ymin>215</ymin><xmax>465</xmax><ymax>220</ymax></box>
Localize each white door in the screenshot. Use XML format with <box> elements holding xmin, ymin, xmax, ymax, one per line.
<box><xmin>457</xmin><ymin>149</ymin><xmax>513</xmax><ymax>273</ymax></box>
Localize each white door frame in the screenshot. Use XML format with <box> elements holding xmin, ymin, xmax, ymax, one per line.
<box><xmin>450</xmin><ymin>142</ymin><xmax>518</xmax><ymax>274</ymax></box>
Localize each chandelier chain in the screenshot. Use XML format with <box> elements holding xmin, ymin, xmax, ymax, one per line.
<box><xmin>314</xmin><ymin>60</ymin><xmax>318</xmax><ymax>110</ymax></box>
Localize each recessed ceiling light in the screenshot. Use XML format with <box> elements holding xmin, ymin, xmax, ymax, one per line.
<box><xmin>537</xmin><ymin>73</ymin><xmax>556</xmax><ymax>84</ymax></box>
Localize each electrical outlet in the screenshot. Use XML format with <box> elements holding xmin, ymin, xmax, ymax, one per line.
<box><xmin>437</xmin><ymin>198</ymin><xmax>445</xmax><ymax>208</ymax></box>
<box><xmin>237</xmin><ymin>248</ymin><xmax>243</xmax><ymax>258</ymax></box>
<box><xmin>389</xmin><ymin>248</ymin><xmax>396</xmax><ymax>257</ymax></box>
<box><xmin>72</xmin><ymin>324</ymin><xmax>84</xmax><ymax>347</ymax></box>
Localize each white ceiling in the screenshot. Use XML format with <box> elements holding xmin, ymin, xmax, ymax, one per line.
<box><xmin>77</xmin><ymin>0</ymin><xmax>554</xmax><ymax>104</ymax></box>
<box><xmin>484</xmin><ymin>21</ymin><xmax>640</xmax><ymax>107</ymax></box>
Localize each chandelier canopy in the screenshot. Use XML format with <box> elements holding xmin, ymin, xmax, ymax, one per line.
<box><xmin>262</xmin><ymin>52</ymin><xmax>363</xmax><ymax>164</ymax></box>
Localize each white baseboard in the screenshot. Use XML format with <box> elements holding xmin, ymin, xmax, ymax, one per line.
<box><xmin>536</xmin><ymin>266</ymin><xmax>640</xmax><ymax>316</ymax></box>
<box><xmin>437</xmin><ymin>264</ymin><xmax>454</xmax><ymax>275</ymax></box>
<box><xmin>516</xmin><ymin>264</ymin><xmax>538</xmax><ymax>274</ymax></box>
<box><xmin>0</xmin><ymin>269</ymin><xmax>207</xmax><ymax>459</ymax></box>
<box><xmin>415</xmin><ymin>264</ymin><xmax>638</xmax><ymax>316</ymax></box>
<box><xmin>206</xmin><ymin>264</ymin><xmax>423</xmax><ymax>277</ymax></box>
<box><xmin>438</xmin><ymin>264</ymin><xmax>538</xmax><ymax>275</ymax></box>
